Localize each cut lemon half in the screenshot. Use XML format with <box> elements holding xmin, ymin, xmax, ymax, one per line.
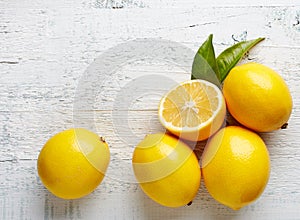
<box><xmin>158</xmin><ymin>79</ymin><xmax>226</xmax><ymax>141</ymax></box>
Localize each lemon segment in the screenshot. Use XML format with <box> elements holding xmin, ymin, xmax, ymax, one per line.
<box><xmin>158</xmin><ymin>79</ymin><xmax>226</xmax><ymax>141</ymax></box>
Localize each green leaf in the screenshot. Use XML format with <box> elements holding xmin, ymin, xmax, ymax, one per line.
<box><xmin>216</xmin><ymin>37</ymin><xmax>265</xmax><ymax>82</ymax></box>
<box><xmin>191</xmin><ymin>34</ymin><xmax>221</xmax><ymax>86</ymax></box>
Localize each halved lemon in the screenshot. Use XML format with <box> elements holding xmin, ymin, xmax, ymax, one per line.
<box><xmin>158</xmin><ymin>79</ymin><xmax>226</xmax><ymax>141</ymax></box>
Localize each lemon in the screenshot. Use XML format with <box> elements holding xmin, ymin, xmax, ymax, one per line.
<box><xmin>223</xmin><ymin>62</ymin><xmax>293</xmax><ymax>132</ymax></box>
<box><xmin>132</xmin><ymin>133</ymin><xmax>201</xmax><ymax>207</ymax></box>
<box><xmin>37</xmin><ymin>128</ymin><xmax>110</xmax><ymax>199</ymax></box>
<box><xmin>202</xmin><ymin>126</ymin><xmax>270</xmax><ymax>210</ymax></box>
<box><xmin>158</xmin><ymin>79</ymin><xmax>226</xmax><ymax>141</ymax></box>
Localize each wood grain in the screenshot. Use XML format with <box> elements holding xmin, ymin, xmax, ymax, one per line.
<box><xmin>0</xmin><ymin>0</ymin><xmax>300</xmax><ymax>219</ymax></box>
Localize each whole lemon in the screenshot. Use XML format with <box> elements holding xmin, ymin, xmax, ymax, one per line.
<box><xmin>223</xmin><ymin>62</ymin><xmax>292</xmax><ymax>132</ymax></box>
<box><xmin>132</xmin><ymin>133</ymin><xmax>201</xmax><ymax>207</ymax></box>
<box><xmin>37</xmin><ymin>128</ymin><xmax>110</xmax><ymax>199</ymax></box>
<box><xmin>202</xmin><ymin>126</ymin><xmax>270</xmax><ymax>210</ymax></box>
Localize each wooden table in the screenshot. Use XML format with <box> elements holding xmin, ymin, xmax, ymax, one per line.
<box><xmin>1</xmin><ymin>0</ymin><xmax>300</xmax><ymax>219</ymax></box>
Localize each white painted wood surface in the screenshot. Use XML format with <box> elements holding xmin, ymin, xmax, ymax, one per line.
<box><xmin>1</xmin><ymin>0</ymin><xmax>300</xmax><ymax>219</ymax></box>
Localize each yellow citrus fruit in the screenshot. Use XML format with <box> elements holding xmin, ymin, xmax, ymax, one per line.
<box><xmin>223</xmin><ymin>62</ymin><xmax>293</xmax><ymax>132</ymax></box>
<box><xmin>158</xmin><ymin>79</ymin><xmax>226</xmax><ymax>141</ymax></box>
<box><xmin>202</xmin><ymin>126</ymin><xmax>270</xmax><ymax>210</ymax></box>
<box><xmin>132</xmin><ymin>133</ymin><xmax>200</xmax><ymax>207</ymax></box>
<box><xmin>37</xmin><ymin>128</ymin><xmax>110</xmax><ymax>199</ymax></box>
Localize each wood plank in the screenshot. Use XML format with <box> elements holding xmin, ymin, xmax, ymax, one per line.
<box><xmin>0</xmin><ymin>160</ymin><xmax>300</xmax><ymax>219</ymax></box>
<box><xmin>1</xmin><ymin>0</ymin><xmax>300</xmax><ymax>9</ymax></box>
<box><xmin>0</xmin><ymin>56</ymin><xmax>299</xmax><ymax>113</ymax></box>
<box><xmin>1</xmin><ymin>6</ymin><xmax>299</xmax><ymax>90</ymax></box>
